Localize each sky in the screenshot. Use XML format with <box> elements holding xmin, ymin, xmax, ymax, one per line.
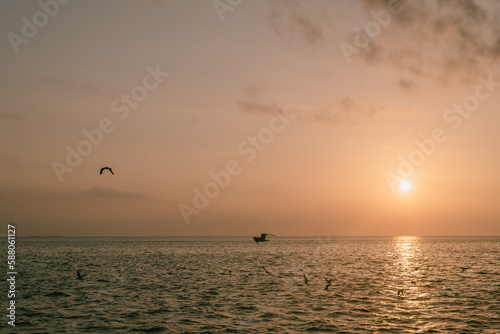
<box><xmin>1</xmin><ymin>0</ymin><xmax>500</xmax><ymax>236</ymax></box>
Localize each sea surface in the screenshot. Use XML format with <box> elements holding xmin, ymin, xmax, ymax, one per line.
<box><xmin>3</xmin><ymin>236</ymin><xmax>500</xmax><ymax>333</ymax></box>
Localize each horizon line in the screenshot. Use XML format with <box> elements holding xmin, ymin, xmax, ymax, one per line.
<box><xmin>14</xmin><ymin>235</ymin><xmax>500</xmax><ymax>238</ymax></box>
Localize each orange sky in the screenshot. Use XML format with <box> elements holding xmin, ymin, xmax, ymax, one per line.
<box><xmin>1</xmin><ymin>0</ymin><xmax>500</xmax><ymax>236</ymax></box>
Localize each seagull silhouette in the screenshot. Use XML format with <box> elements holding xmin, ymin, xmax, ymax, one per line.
<box><xmin>324</xmin><ymin>278</ymin><xmax>332</xmax><ymax>291</ymax></box>
<box><xmin>253</xmin><ymin>233</ymin><xmax>275</xmax><ymax>243</ymax></box>
<box><xmin>77</xmin><ymin>270</ymin><xmax>86</xmax><ymax>280</ymax></box>
<box><xmin>261</xmin><ymin>266</ymin><xmax>273</xmax><ymax>276</ymax></box>
<box><xmin>100</xmin><ymin>167</ymin><xmax>114</xmax><ymax>175</ymax></box>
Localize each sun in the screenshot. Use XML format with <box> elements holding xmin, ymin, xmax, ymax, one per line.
<box><xmin>399</xmin><ymin>179</ymin><xmax>411</xmax><ymax>192</ymax></box>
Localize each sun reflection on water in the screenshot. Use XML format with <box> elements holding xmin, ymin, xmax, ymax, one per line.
<box><xmin>395</xmin><ymin>236</ymin><xmax>421</xmax><ymax>269</ymax></box>
<box><xmin>391</xmin><ymin>236</ymin><xmax>433</xmax><ymax>313</ymax></box>
<box><xmin>393</xmin><ymin>236</ymin><xmax>423</xmax><ymax>285</ymax></box>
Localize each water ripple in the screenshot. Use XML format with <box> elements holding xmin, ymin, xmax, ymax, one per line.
<box><xmin>8</xmin><ymin>236</ymin><xmax>500</xmax><ymax>333</ymax></box>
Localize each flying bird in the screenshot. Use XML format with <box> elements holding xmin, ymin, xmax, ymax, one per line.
<box><xmin>253</xmin><ymin>233</ymin><xmax>275</xmax><ymax>243</ymax></box>
<box><xmin>261</xmin><ymin>266</ymin><xmax>273</xmax><ymax>276</ymax></box>
<box><xmin>303</xmin><ymin>273</ymin><xmax>309</xmax><ymax>285</ymax></box>
<box><xmin>100</xmin><ymin>167</ymin><xmax>114</xmax><ymax>175</ymax></box>
<box><xmin>324</xmin><ymin>278</ymin><xmax>332</xmax><ymax>291</ymax></box>
<box><xmin>77</xmin><ymin>270</ymin><xmax>86</xmax><ymax>280</ymax></box>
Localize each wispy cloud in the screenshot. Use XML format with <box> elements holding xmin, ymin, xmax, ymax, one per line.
<box><xmin>238</xmin><ymin>82</ymin><xmax>277</xmax><ymax>115</ymax></box>
<box><xmin>238</xmin><ymin>100</ymin><xmax>276</xmax><ymax>114</ymax></box>
<box><xmin>238</xmin><ymin>83</ymin><xmax>416</xmax><ymax>127</ymax></box>
<box><xmin>397</xmin><ymin>78</ymin><xmax>419</xmax><ymax>92</ymax></box>
<box><xmin>269</xmin><ymin>0</ymin><xmax>500</xmax><ymax>83</ymax></box>
<box><xmin>358</xmin><ymin>0</ymin><xmax>500</xmax><ymax>82</ymax></box>
<box><xmin>311</xmin><ymin>95</ymin><xmax>378</xmax><ymax>125</ymax></box>
<box><xmin>269</xmin><ymin>0</ymin><xmax>335</xmax><ymax>45</ymax></box>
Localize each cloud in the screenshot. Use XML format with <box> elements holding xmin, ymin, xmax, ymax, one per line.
<box><xmin>237</xmin><ymin>83</ymin><xmax>415</xmax><ymax>127</ymax></box>
<box><xmin>238</xmin><ymin>100</ymin><xmax>276</xmax><ymax>114</ymax></box>
<box><xmin>238</xmin><ymin>82</ymin><xmax>277</xmax><ymax>114</ymax></box>
<box><xmin>307</xmin><ymin>95</ymin><xmax>378</xmax><ymax>125</ymax></box>
<box><xmin>397</xmin><ymin>78</ymin><xmax>419</xmax><ymax>92</ymax></box>
<box><xmin>356</xmin><ymin>0</ymin><xmax>500</xmax><ymax>82</ymax></box>
<box><xmin>270</xmin><ymin>1</ymin><xmax>500</xmax><ymax>83</ymax></box>
<box><xmin>269</xmin><ymin>0</ymin><xmax>335</xmax><ymax>45</ymax></box>
<box><xmin>78</xmin><ymin>187</ymin><xmax>147</xmax><ymax>199</ymax></box>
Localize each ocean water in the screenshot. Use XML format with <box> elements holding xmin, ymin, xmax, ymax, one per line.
<box><xmin>4</xmin><ymin>236</ymin><xmax>500</xmax><ymax>333</ymax></box>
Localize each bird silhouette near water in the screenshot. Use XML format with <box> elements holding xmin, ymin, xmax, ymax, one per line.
<box><xmin>253</xmin><ymin>233</ymin><xmax>275</xmax><ymax>243</ymax></box>
<box><xmin>324</xmin><ymin>278</ymin><xmax>332</xmax><ymax>290</ymax></box>
<box><xmin>261</xmin><ymin>266</ymin><xmax>274</xmax><ymax>276</ymax></box>
<box><xmin>76</xmin><ymin>270</ymin><xmax>86</xmax><ymax>280</ymax></box>
<box><xmin>100</xmin><ymin>167</ymin><xmax>114</xmax><ymax>175</ymax></box>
